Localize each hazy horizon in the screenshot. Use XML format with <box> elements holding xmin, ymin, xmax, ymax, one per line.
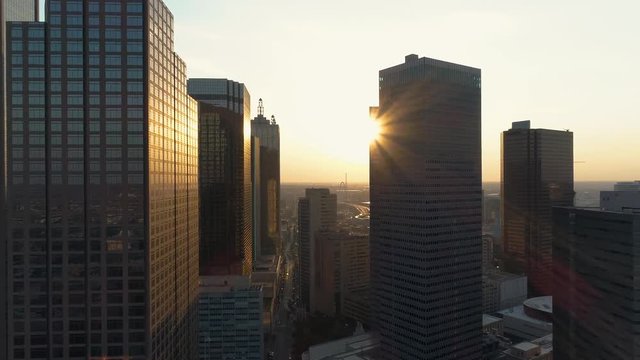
<box><xmin>38</xmin><ymin>1</ymin><xmax>639</xmax><ymax>183</ymax></box>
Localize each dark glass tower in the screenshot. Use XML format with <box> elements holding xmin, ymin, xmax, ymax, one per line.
<box><xmin>553</xmin><ymin>207</ymin><xmax>640</xmax><ymax>359</ymax></box>
<box><xmin>187</xmin><ymin>78</ymin><xmax>253</xmax><ymax>276</ymax></box>
<box><xmin>0</xmin><ymin>1</ymin><xmax>39</xmax><ymax>357</ymax></box>
<box><xmin>1</xmin><ymin>1</ymin><xmax>200</xmax><ymax>359</ymax></box>
<box><xmin>501</xmin><ymin>121</ymin><xmax>573</xmax><ymax>296</ymax></box>
<box><xmin>251</xmin><ymin>99</ymin><xmax>280</xmax><ymax>256</ymax></box>
<box><xmin>370</xmin><ymin>54</ymin><xmax>482</xmax><ymax>359</ymax></box>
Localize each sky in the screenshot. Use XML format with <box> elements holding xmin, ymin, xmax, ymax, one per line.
<box><xmin>94</xmin><ymin>1</ymin><xmax>640</xmax><ymax>183</ymax></box>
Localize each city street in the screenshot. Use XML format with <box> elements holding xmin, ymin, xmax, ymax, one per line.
<box><xmin>272</xmin><ymin>236</ymin><xmax>297</xmax><ymax>360</ymax></box>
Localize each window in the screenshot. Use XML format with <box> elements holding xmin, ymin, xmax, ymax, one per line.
<box><xmin>28</xmin><ymin>55</ymin><xmax>44</xmax><ymax>65</ymax></box>
<box><xmin>28</xmin><ymin>68</ymin><xmax>45</xmax><ymax>78</ymax></box>
<box><xmin>128</xmin><ymin>82</ymin><xmax>143</xmax><ymax>92</ymax></box>
<box><xmin>128</xmin><ymin>29</ymin><xmax>143</xmax><ymax>40</ymax></box>
<box><xmin>105</xmin><ymin>3</ymin><xmax>121</xmax><ymax>12</ymax></box>
<box><xmin>68</xmin><ymin>55</ymin><xmax>83</xmax><ymax>66</ymax></box>
<box><xmin>67</xmin><ymin>1</ymin><xmax>83</xmax><ymax>12</ymax></box>
<box><xmin>128</xmin><ymin>69</ymin><xmax>143</xmax><ymax>79</ymax></box>
<box><xmin>105</xmin><ymin>42</ymin><xmax>121</xmax><ymax>52</ymax></box>
<box><xmin>11</xmin><ymin>27</ymin><xmax>22</xmax><ymax>38</ymax></box>
<box><xmin>127</xmin><ymin>3</ymin><xmax>143</xmax><ymax>13</ymax></box>
<box><xmin>28</xmin><ymin>41</ymin><xmax>44</xmax><ymax>52</ymax></box>
<box><xmin>127</xmin><ymin>16</ymin><xmax>143</xmax><ymax>26</ymax></box>
<box><xmin>105</xmin><ymin>29</ymin><xmax>121</xmax><ymax>39</ymax></box>
<box><xmin>106</xmin><ymin>82</ymin><xmax>121</xmax><ymax>92</ymax></box>
<box><xmin>106</xmin><ymin>55</ymin><xmax>121</xmax><ymax>66</ymax></box>
<box><xmin>127</xmin><ymin>109</ymin><xmax>143</xmax><ymax>119</ymax></box>
<box><xmin>67</xmin><ymin>29</ymin><xmax>82</xmax><ymax>39</ymax></box>
<box><xmin>67</xmin><ymin>16</ymin><xmax>83</xmax><ymax>26</ymax></box>
<box><xmin>105</xmin><ymin>16</ymin><xmax>121</xmax><ymax>26</ymax></box>
<box><xmin>127</xmin><ymin>42</ymin><xmax>143</xmax><ymax>53</ymax></box>
<box><xmin>127</xmin><ymin>55</ymin><xmax>143</xmax><ymax>66</ymax></box>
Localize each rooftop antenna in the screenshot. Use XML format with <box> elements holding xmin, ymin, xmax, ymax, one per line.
<box><xmin>271</xmin><ymin>115</ymin><xmax>277</xmax><ymax>125</ymax></box>
<box><xmin>258</xmin><ymin>98</ymin><xmax>264</xmax><ymax>116</ymax></box>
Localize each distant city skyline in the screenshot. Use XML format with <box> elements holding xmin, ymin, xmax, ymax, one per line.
<box><xmin>150</xmin><ymin>0</ymin><xmax>638</xmax><ymax>183</ymax></box>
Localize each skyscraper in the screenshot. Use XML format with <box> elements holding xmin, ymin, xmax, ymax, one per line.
<box><xmin>187</xmin><ymin>78</ymin><xmax>253</xmax><ymax>275</ymax></box>
<box><xmin>370</xmin><ymin>54</ymin><xmax>482</xmax><ymax>359</ymax></box>
<box><xmin>0</xmin><ymin>0</ymin><xmax>200</xmax><ymax>359</ymax></box>
<box><xmin>251</xmin><ymin>99</ymin><xmax>280</xmax><ymax>256</ymax></box>
<box><xmin>297</xmin><ymin>188</ymin><xmax>337</xmax><ymax>313</ymax></box>
<box><xmin>0</xmin><ymin>2</ymin><xmax>39</xmax><ymax>356</ymax></box>
<box><xmin>553</xmin><ymin>206</ymin><xmax>640</xmax><ymax>359</ymax></box>
<box><xmin>501</xmin><ymin>120</ymin><xmax>574</xmax><ymax>296</ymax></box>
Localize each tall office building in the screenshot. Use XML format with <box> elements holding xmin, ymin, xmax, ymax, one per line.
<box><xmin>553</xmin><ymin>206</ymin><xmax>640</xmax><ymax>359</ymax></box>
<box><xmin>297</xmin><ymin>188</ymin><xmax>337</xmax><ymax>313</ymax></box>
<box><xmin>0</xmin><ymin>1</ymin><xmax>200</xmax><ymax>359</ymax></box>
<box><xmin>370</xmin><ymin>54</ymin><xmax>482</xmax><ymax>359</ymax></box>
<box><xmin>187</xmin><ymin>78</ymin><xmax>253</xmax><ymax>275</ymax></box>
<box><xmin>0</xmin><ymin>2</ymin><xmax>39</xmax><ymax>357</ymax></box>
<box><xmin>251</xmin><ymin>99</ymin><xmax>280</xmax><ymax>256</ymax></box>
<box><xmin>501</xmin><ymin>120</ymin><xmax>573</xmax><ymax>296</ymax></box>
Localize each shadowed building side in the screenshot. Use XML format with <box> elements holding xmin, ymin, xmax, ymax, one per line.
<box><xmin>501</xmin><ymin>121</ymin><xmax>574</xmax><ymax>297</ymax></box>
<box><xmin>188</xmin><ymin>79</ymin><xmax>253</xmax><ymax>276</ymax></box>
<box><xmin>370</xmin><ymin>54</ymin><xmax>482</xmax><ymax>360</ymax></box>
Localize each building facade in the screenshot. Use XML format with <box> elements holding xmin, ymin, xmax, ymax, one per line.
<box><xmin>1</xmin><ymin>0</ymin><xmax>200</xmax><ymax>359</ymax></box>
<box><xmin>600</xmin><ymin>181</ymin><xmax>640</xmax><ymax>212</ymax></box>
<box><xmin>0</xmin><ymin>1</ymin><xmax>39</xmax><ymax>357</ymax></box>
<box><xmin>370</xmin><ymin>54</ymin><xmax>482</xmax><ymax>359</ymax></box>
<box><xmin>297</xmin><ymin>188</ymin><xmax>337</xmax><ymax>313</ymax></box>
<box><xmin>483</xmin><ymin>271</ymin><xmax>528</xmax><ymax>313</ymax></box>
<box><xmin>199</xmin><ymin>276</ymin><xmax>263</xmax><ymax>360</ymax></box>
<box><xmin>553</xmin><ymin>206</ymin><xmax>640</xmax><ymax>359</ymax></box>
<box><xmin>251</xmin><ymin>99</ymin><xmax>280</xmax><ymax>256</ymax></box>
<box><xmin>315</xmin><ymin>231</ymin><xmax>369</xmax><ymax>317</ymax></box>
<box><xmin>501</xmin><ymin>120</ymin><xmax>574</xmax><ymax>296</ymax></box>
<box><xmin>187</xmin><ymin>78</ymin><xmax>253</xmax><ymax>275</ymax></box>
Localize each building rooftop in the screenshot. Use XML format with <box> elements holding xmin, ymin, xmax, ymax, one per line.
<box><xmin>498</xmin><ymin>305</ymin><xmax>550</xmax><ymax>327</ymax></box>
<box><xmin>199</xmin><ymin>275</ymin><xmax>261</xmax><ymax>294</ymax></box>
<box><xmin>483</xmin><ymin>314</ymin><xmax>503</xmax><ymax>326</ymax></box>
<box><xmin>484</xmin><ymin>270</ymin><xmax>526</xmax><ymax>282</ymax></box>
<box><xmin>304</xmin><ymin>333</ymin><xmax>379</xmax><ymax>360</ymax></box>
<box><xmin>523</xmin><ymin>296</ymin><xmax>552</xmax><ymax>315</ymax></box>
<box><xmin>512</xmin><ymin>342</ymin><xmax>539</xmax><ymax>352</ymax></box>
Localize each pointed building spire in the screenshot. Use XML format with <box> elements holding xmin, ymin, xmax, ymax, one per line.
<box><xmin>258</xmin><ymin>98</ymin><xmax>264</xmax><ymax>116</ymax></box>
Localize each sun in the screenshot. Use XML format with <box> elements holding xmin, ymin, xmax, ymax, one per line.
<box><xmin>366</xmin><ymin>117</ymin><xmax>382</xmax><ymax>143</ymax></box>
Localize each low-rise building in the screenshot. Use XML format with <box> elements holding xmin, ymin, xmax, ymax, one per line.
<box><xmin>497</xmin><ymin>297</ymin><xmax>552</xmax><ymax>341</ymax></box>
<box><xmin>504</xmin><ymin>334</ymin><xmax>553</xmax><ymax>360</ymax></box>
<box><xmin>483</xmin><ymin>314</ymin><xmax>504</xmax><ymax>336</ymax></box>
<box><xmin>199</xmin><ymin>276</ymin><xmax>264</xmax><ymax>360</ymax></box>
<box><xmin>343</xmin><ymin>288</ymin><xmax>370</xmax><ymax>326</ymax></box>
<box><xmin>302</xmin><ymin>331</ymin><xmax>378</xmax><ymax>360</ymax></box>
<box><xmin>483</xmin><ymin>271</ymin><xmax>528</xmax><ymax>313</ymax></box>
<box><xmin>252</xmin><ymin>255</ymin><xmax>282</xmax><ymax>333</ymax></box>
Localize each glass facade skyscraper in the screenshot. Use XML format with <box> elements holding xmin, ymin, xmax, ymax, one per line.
<box><xmin>370</xmin><ymin>55</ymin><xmax>482</xmax><ymax>359</ymax></box>
<box><xmin>501</xmin><ymin>121</ymin><xmax>573</xmax><ymax>297</ymax></box>
<box><xmin>251</xmin><ymin>99</ymin><xmax>280</xmax><ymax>257</ymax></box>
<box><xmin>553</xmin><ymin>207</ymin><xmax>640</xmax><ymax>359</ymax></box>
<box><xmin>0</xmin><ymin>2</ymin><xmax>40</xmax><ymax>357</ymax></box>
<box><xmin>1</xmin><ymin>1</ymin><xmax>199</xmax><ymax>359</ymax></box>
<box><xmin>187</xmin><ymin>78</ymin><xmax>253</xmax><ymax>276</ymax></box>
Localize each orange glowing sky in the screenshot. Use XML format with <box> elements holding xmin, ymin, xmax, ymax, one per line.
<box><xmin>161</xmin><ymin>0</ymin><xmax>640</xmax><ymax>183</ymax></box>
